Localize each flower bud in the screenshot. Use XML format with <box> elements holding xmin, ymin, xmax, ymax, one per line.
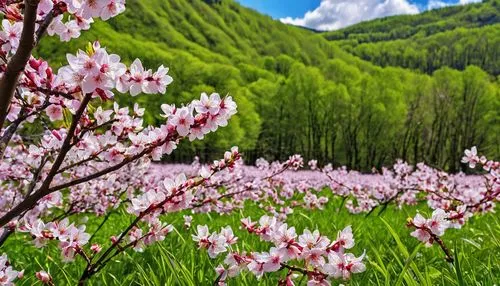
<box><xmin>36</xmin><ymin>271</ymin><xmax>52</xmax><ymax>284</ymax></box>
<box><xmin>91</xmin><ymin>244</ymin><xmax>102</xmax><ymax>253</ymax></box>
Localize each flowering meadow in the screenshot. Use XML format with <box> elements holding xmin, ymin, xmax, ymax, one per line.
<box><xmin>0</xmin><ymin>0</ymin><xmax>498</xmax><ymax>285</ymax></box>
<box><xmin>1</xmin><ymin>147</ymin><xmax>499</xmax><ymax>285</ymax></box>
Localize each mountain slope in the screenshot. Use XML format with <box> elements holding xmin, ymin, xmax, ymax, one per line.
<box><xmin>324</xmin><ymin>0</ymin><xmax>499</xmax><ymax>43</ymax></box>
<box><xmin>36</xmin><ymin>0</ymin><xmax>499</xmax><ymax>171</ymax></box>
<box><xmin>340</xmin><ymin>25</ymin><xmax>499</xmax><ymax>75</ymax></box>
<box><xmin>323</xmin><ymin>0</ymin><xmax>500</xmax><ymax>75</ymax></box>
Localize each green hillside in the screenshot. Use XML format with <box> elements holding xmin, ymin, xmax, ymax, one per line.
<box><xmin>37</xmin><ymin>0</ymin><xmax>499</xmax><ymax>171</ymax></box>
<box><xmin>324</xmin><ymin>0</ymin><xmax>499</xmax><ymax>43</ymax></box>
<box><xmin>324</xmin><ymin>0</ymin><xmax>500</xmax><ymax>75</ymax></box>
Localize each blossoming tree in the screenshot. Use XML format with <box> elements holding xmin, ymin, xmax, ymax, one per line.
<box><xmin>0</xmin><ymin>0</ymin><xmax>240</xmax><ymax>284</ymax></box>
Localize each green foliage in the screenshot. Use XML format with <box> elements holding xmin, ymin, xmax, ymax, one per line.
<box><xmin>338</xmin><ymin>24</ymin><xmax>500</xmax><ymax>75</ymax></box>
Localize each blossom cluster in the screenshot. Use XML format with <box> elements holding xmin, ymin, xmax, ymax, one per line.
<box><xmin>461</xmin><ymin>146</ymin><xmax>498</xmax><ymax>171</ymax></box>
<box><xmin>5</xmin><ymin>148</ymin><xmax>241</xmax><ymax>284</ymax></box>
<box><xmin>59</xmin><ymin>42</ymin><xmax>173</xmax><ymax>99</ymax></box>
<box><xmin>5</xmin><ymin>40</ymin><xmax>175</xmax><ymax>124</ymax></box>
<box><xmin>1</xmin><ymin>143</ymin><xmax>496</xmax><ymax>283</ymax></box>
<box><xmin>127</xmin><ymin>146</ymin><xmax>241</xmax><ymax>219</ymax></box>
<box><xmin>0</xmin><ymin>40</ymin><xmax>237</xmax><ymax>223</ymax></box>
<box><xmin>0</xmin><ymin>254</ymin><xmax>22</xmax><ymax>285</ymax></box>
<box><xmin>0</xmin><ymin>0</ymin><xmax>126</xmax><ymax>52</ymax></box>
<box><xmin>19</xmin><ymin>218</ymin><xmax>90</xmax><ymax>261</ymax></box>
<box><xmin>409</xmin><ymin>209</ymin><xmax>450</xmax><ymax>247</ymax></box>
<box><xmin>406</xmin><ymin>147</ymin><xmax>498</xmax><ymax>258</ymax></box>
<box><xmin>194</xmin><ymin>216</ymin><xmax>366</xmax><ymax>285</ymax></box>
<box><xmin>140</xmin><ymin>148</ymin><xmax>497</xmax><ymax>222</ymax></box>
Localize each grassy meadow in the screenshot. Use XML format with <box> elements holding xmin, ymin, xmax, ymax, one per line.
<box><xmin>6</xmin><ymin>193</ymin><xmax>500</xmax><ymax>285</ymax></box>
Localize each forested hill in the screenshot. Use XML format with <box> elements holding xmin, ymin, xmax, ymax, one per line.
<box><xmin>37</xmin><ymin>0</ymin><xmax>499</xmax><ymax>172</ymax></box>
<box><xmin>324</xmin><ymin>0</ymin><xmax>500</xmax><ymax>75</ymax></box>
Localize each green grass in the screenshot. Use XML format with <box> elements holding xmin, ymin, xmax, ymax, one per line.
<box><xmin>4</xmin><ymin>196</ymin><xmax>500</xmax><ymax>285</ymax></box>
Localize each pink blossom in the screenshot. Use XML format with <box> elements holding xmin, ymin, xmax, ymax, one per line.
<box><xmin>323</xmin><ymin>251</ymin><xmax>366</xmax><ymax>280</ymax></box>
<box><xmin>461</xmin><ymin>146</ymin><xmax>479</xmax><ymax>168</ymax></box>
<box><xmin>146</xmin><ymin>65</ymin><xmax>173</xmax><ymax>94</ymax></box>
<box><xmin>46</xmin><ymin>104</ymin><xmax>64</xmax><ymax>121</ymax></box>
<box><xmin>100</xmin><ymin>0</ymin><xmax>126</xmax><ymax>21</ymax></box>
<box><xmin>0</xmin><ymin>254</ymin><xmax>21</xmax><ymax>285</ymax></box>
<box><xmin>193</xmin><ymin>92</ymin><xmax>221</xmax><ymax>115</ymax></box>
<box><xmin>0</xmin><ymin>19</ymin><xmax>22</xmax><ymax>52</ymax></box>
<box><xmin>220</xmin><ymin>226</ymin><xmax>238</xmax><ymax>245</ymax></box>
<box><xmin>170</xmin><ymin>107</ymin><xmax>194</xmax><ymax>136</ymax></box>
<box><xmin>207</xmin><ymin>233</ymin><xmax>228</xmax><ymax>258</ymax></box>
<box><xmin>90</xmin><ymin>244</ymin><xmax>102</xmax><ymax>253</ymax></box>
<box><xmin>427</xmin><ymin>209</ymin><xmax>449</xmax><ymax>236</ymax></box>
<box><xmin>410</xmin><ymin>228</ymin><xmax>432</xmax><ymax>246</ymax></box>
<box><xmin>93</xmin><ymin>106</ymin><xmax>113</xmax><ymax>125</ymax></box>
<box><xmin>330</xmin><ymin>226</ymin><xmax>354</xmax><ymax>252</ymax></box>
<box><xmin>262</xmin><ymin>247</ymin><xmax>286</xmax><ymax>272</ymax></box>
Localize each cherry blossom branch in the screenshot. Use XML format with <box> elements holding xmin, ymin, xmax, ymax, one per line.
<box><xmin>35</xmin><ymin>2</ymin><xmax>65</xmax><ymax>44</ymax></box>
<box><xmin>0</xmin><ymin>94</ymin><xmax>92</xmax><ymax>227</ymax></box>
<box><xmin>76</xmin><ymin>151</ymin><xmax>240</xmax><ymax>284</ymax></box>
<box><xmin>279</xmin><ymin>263</ymin><xmax>310</xmax><ymax>275</ymax></box>
<box><xmin>197</xmin><ymin>217</ymin><xmax>366</xmax><ymax>285</ymax></box>
<box><xmin>407</xmin><ymin>219</ymin><xmax>454</xmax><ymax>262</ymax></box>
<box><xmin>81</xmin><ymin>191</ymin><xmax>194</xmax><ymax>282</ymax></box>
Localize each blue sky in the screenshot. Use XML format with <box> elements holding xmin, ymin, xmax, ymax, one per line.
<box><xmin>237</xmin><ymin>0</ymin><xmax>323</xmax><ymax>19</ymax></box>
<box><xmin>236</xmin><ymin>0</ymin><xmax>482</xmax><ymax>30</ymax></box>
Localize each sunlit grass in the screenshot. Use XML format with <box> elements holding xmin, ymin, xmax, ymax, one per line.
<box><xmin>5</xmin><ymin>196</ymin><xmax>500</xmax><ymax>285</ymax></box>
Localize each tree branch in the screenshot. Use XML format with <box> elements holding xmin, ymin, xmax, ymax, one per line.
<box><xmin>0</xmin><ymin>94</ymin><xmax>91</xmax><ymax>228</ymax></box>
<box><xmin>0</xmin><ymin>0</ymin><xmax>39</xmax><ymax>130</ymax></box>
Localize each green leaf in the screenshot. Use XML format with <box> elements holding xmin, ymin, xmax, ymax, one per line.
<box><xmin>454</xmin><ymin>243</ymin><xmax>465</xmax><ymax>286</ymax></box>
<box><xmin>380</xmin><ymin>217</ymin><xmax>426</xmax><ymax>285</ymax></box>
<box><xmin>395</xmin><ymin>244</ymin><xmax>422</xmax><ymax>286</ymax></box>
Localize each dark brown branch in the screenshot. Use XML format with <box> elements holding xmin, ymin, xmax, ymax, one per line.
<box><xmin>6</xmin><ymin>0</ymin><xmax>24</xmax><ymax>5</ymax></box>
<box><xmin>279</xmin><ymin>263</ymin><xmax>310</xmax><ymax>275</ymax></box>
<box><xmin>434</xmin><ymin>235</ymin><xmax>454</xmax><ymax>263</ymax></box>
<box><xmin>0</xmin><ymin>0</ymin><xmax>39</xmax><ymax>130</ymax></box>
<box><xmin>0</xmin><ymin>106</ymin><xmax>25</xmax><ymax>158</ymax></box>
<box><xmin>35</xmin><ymin>6</ymin><xmax>57</xmax><ymax>44</ymax></box>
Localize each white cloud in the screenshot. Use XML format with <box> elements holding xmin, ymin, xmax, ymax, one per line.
<box><xmin>459</xmin><ymin>0</ymin><xmax>482</xmax><ymax>4</ymax></box>
<box><xmin>280</xmin><ymin>0</ymin><xmax>484</xmax><ymax>31</ymax></box>
<box><xmin>428</xmin><ymin>0</ymin><xmax>482</xmax><ymax>10</ymax></box>
<box><xmin>280</xmin><ymin>0</ymin><xmax>420</xmax><ymax>31</ymax></box>
<box><xmin>427</xmin><ymin>1</ymin><xmax>449</xmax><ymax>10</ymax></box>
